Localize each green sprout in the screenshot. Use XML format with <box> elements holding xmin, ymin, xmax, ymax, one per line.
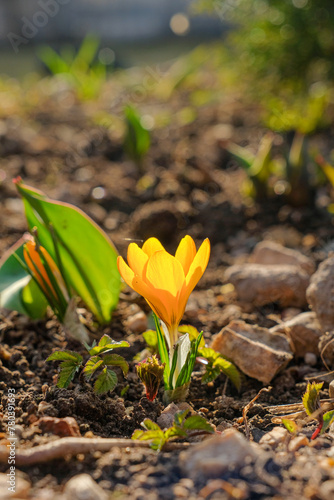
<box><xmin>123</xmin><ymin>105</ymin><xmax>151</xmax><ymax>169</ymax></box>
<box><xmin>38</xmin><ymin>34</ymin><xmax>108</xmax><ymax>100</ymax></box>
<box><xmin>47</xmin><ymin>334</ymin><xmax>129</xmax><ymax>394</ymax></box>
<box><xmin>132</xmin><ymin>409</ymin><xmax>215</xmax><ymax>452</ymax></box>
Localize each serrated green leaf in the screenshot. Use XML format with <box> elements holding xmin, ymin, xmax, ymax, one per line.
<box><xmin>199</xmin><ymin>347</ymin><xmax>241</xmax><ymax>391</ymax></box>
<box><xmin>201</xmin><ymin>366</ymin><xmax>221</xmax><ymax>384</ymax></box>
<box><xmin>103</xmin><ymin>354</ymin><xmax>129</xmax><ymax>376</ymax></box>
<box><xmin>198</xmin><ymin>347</ymin><xmax>219</xmax><ymax>363</ymax></box>
<box><xmin>57</xmin><ymin>360</ymin><xmax>81</xmax><ymax>388</ymax></box>
<box><xmin>0</xmin><ymin>239</ymin><xmax>48</xmax><ymax>319</ymax></box>
<box><xmin>94</xmin><ymin>367</ymin><xmax>118</xmax><ymax>394</ymax></box>
<box><xmin>321</xmin><ymin>410</ymin><xmax>334</xmax><ymax>434</ymax></box>
<box><xmin>47</xmin><ymin>350</ymin><xmax>83</xmax><ymax>363</ymax></box>
<box><xmin>142</xmin><ymin>419</ymin><xmax>161</xmax><ymax>431</ymax></box>
<box><xmin>89</xmin><ymin>335</ymin><xmax>130</xmax><ymax>355</ymax></box>
<box><xmin>183</xmin><ymin>415</ymin><xmax>215</xmax><ymax>433</ymax></box>
<box><xmin>83</xmin><ymin>355</ymin><xmax>103</xmax><ymax>379</ymax></box>
<box><xmin>281</xmin><ymin>418</ymin><xmax>298</xmax><ymax>434</ymax></box>
<box><xmin>164</xmin><ymin>427</ymin><xmax>187</xmax><ymax>440</ymax></box>
<box><xmin>174</xmin><ymin>410</ymin><xmax>190</xmax><ymax>427</ymax></box>
<box><xmin>302</xmin><ymin>382</ymin><xmax>323</xmax><ymax>416</ymax></box>
<box><xmin>15</xmin><ymin>181</ymin><xmax>120</xmax><ymax>324</ymax></box>
<box><xmin>132</xmin><ymin>429</ymin><xmax>145</xmax><ymax>440</ymax></box>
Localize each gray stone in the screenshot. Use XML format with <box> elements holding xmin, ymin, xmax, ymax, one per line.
<box><xmin>307</xmin><ymin>256</ymin><xmax>334</xmax><ymax>333</ymax></box>
<box><xmin>211</xmin><ymin>320</ymin><xmax>293</xmax><ymax>384</ymax></box>
<box><xmin>64</xmin><ymin>474</ymin><xmax>108</xmax><ymax>500</ymax></box>
<box><xmin>270</xmin><ymin>312</ymin><xmax>322</xmax><ymax>357</ymax></box>
<box><xmin>225</xmin><ymin>264</ymin><xmax>309</xmax><ymax>307</ymax></box>
<box><xmin>179</xmin><ymin>428</ymin><xmax>261</xmax><ymax>479</ymax></box>
<box><xmin>250</xmin><ymin>240</ymin><xmax>315</xmax><ymax>275</ymax></box>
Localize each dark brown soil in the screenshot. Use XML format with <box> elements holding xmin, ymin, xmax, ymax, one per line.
<box><xmin>1</xmin><ymin>77</ymin><xmax>334</xmax><ymax>500</ymax></box>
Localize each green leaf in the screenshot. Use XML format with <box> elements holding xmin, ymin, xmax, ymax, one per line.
<box><xmin>153</xmin><ymin>314</ymin><xmax>170</xmax><ymax>386</ymax></box>
<box><xmin>198</xmin><ymin>347</ymin><xmax>220</xmax><ymax>363</ymax></box>
<box><xmin>302</xmin><ymin>382</ymin><xmax>323</xmax><ymax>416</ymax></box>
<box><xmin>213</xmin><ymin>357</ymin><xmax>242</xmax><ymax>392</ymax></box>
<box><xmin>199</xmin><ymin>347</ymin><xmax>242</xmax><ymax>391</ymax></box>
<box><xmin>131</xmin><ymin>428</ymin><xmax>166</xmax><ymax>451</ymax></box>
<box><xmin>282</xmin><ymin>418</ymin><xmax>298</xmax><ymax>434</ymax></box>
<box><xmin>142</xmin><ymin>419</ymin><xmax>161</xmax><ymax>431</ymax></box>
<box><xmin>175</xmin><ymin>332</ymin><xmax>203</xmax><ymax>388</ymax></box>
<box><xmin>94</xmin><ymin>367</ymin><xmax>118</xmax><ymax>394</ymax></box>
<box><xmin>123</xmin><ymin>105</ymin><xmax>150</xmax><ymax>163</ymax></box>
<box><xmin>183</xmin><ymin>415</ymin><xmax>215</xmax><ymax>433</ymax></box>
<box><xmin>132</xmin><ymin>429</ymin><xmax>145</xmax><ymax>440</ymax></box>
<box><xmin>15</xmin><ymin>180</ymin><xmax>121</xmax><ymax>324</ymax></box>
<box><xmin>164</xmin><ymin>427</ymin><xmax>187</xmax><ymax>440</ymax></box>
<box><xmin>0</xmin><ymin>239</ymin><xmax>48</xmax><ymax>319</ymax></box>
<box><xmin>83</xmin><ymin>355</ymin><xmax>103</xmax><ymax>379</ymax></box>
<box><xmin>178</xmin><ymin>325</ymin><xmax>205</xmax><ymax>347</ymax></box>
<box><xmin>321</xmin><ymin>410</ymin><xmax>334</xmax><ymax>435</ymax></box>
<box><xmin>201</xmin><ymin>366</ymin><xmax>221</xmax><ymax>384</ymax></box>
<box><xmin>47</xmin><ymin>350</ymin><xmax>83</xmax><ymax>363</ymax></box>
<box><xmin>174</xmin><ymin>410</ymin><xmax>190</xmax><ymax>427</ymax></box>
<box><xmin>143</xmin><ymin>330</ymin><xmax>158</xmax><ymax>351</ymax></box>
<box><xmin>103</xmin><ymin>354</ymin><xmax>129</xmax><ymax>376</ymax></box>
<box><xmin>57</xmin><ymin>360</ymin><xmax>81</xmax><ymax>388</ymax></box>
<box><xmin>89</xmin><ymin>335</ymin><xmax>130</xmax><ymax>356</ymax></box>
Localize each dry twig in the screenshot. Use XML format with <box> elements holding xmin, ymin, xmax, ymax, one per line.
<box><xmin>0</xmin><ymin>437</ymin><xmax>190</xmax><ymax>466</ymax></box>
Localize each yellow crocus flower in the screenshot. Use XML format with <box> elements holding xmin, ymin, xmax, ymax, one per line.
<box><xmin>117</xmin><ymin>235</ymin><xmax>210</xmax><ymax>348</ymax></box>
<box><xmin>23</xmin><ymin>240</ymin><xmax>69</xmax><ymax>302</ymax></box>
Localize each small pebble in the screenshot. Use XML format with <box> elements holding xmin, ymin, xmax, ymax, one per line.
<box><xmin>304</xmin><ymin>352</ymin><xmax>317</xmax><ymax>366</ymax></box>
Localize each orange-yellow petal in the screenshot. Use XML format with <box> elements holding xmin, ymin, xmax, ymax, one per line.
<box><xmin>142</xmin><ymin>237</ymin><xmax>165</xmax><ymax>257</ymax></box>
<box><xmin>185</xmin><ymin>238</ymin><xmax>210</xmax><ymax>292</ymax></box>
<box><xmin>127</xmin><ymin>243</ymin><xmax>148</xmax><ymax>279</ymax></box>
<box><xmin>175</xmin><ymin>235</ymin><xmax>196</xmax><ymax>275</ymax></box>
<box><xmin>145</xmin><ymin>250</ymin><xmax>185</xmax><ymax>298</ymax></box>
<box><xmin>131</xmin><ymin>276</ymin><xmax>173</xmax><ymax>327</ymax></box>
<box><xmin>117</xmin><ymin>256</ymin><xmax>135</xmax><ymax>288</ymax></box>
<box><xmin>23</xmin><ymin>241</ymin><xmax>56</xmax><ymax>296</ymax></box>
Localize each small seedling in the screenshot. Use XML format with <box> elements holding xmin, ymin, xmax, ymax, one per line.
<box><xmin>47</xmin><ymin>334</ymin><xmax>129</xmax><ymax>394</ymax></box>
<box><xmin>123</xmin><ymin>105</ymin><xmax>151</xmax><ymax>169</ymax></box>
<box><xmin>132</xmin><ymin>409</ymin><xmax>215</xmax><ymax>451</ymax></box>
<box><xmin>197</xmin><ymin>346</ymin><xmax>241</xmax><ymax>391</ymax></box>
<box><xmin>136</xmin><ymin>355</ymin><xmax>165</xmax><ymax>401</ymax></box>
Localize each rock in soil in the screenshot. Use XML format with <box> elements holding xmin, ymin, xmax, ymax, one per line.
<box><xmin>307</xmin><ymin>256</ymin><xmax>334</xmax><ymax>332</ymax></box>
<box><xmin>259</xmin><ymin>427</ymin><xmax>289</xmax><ymax>448</ymax></box>
<box><xmin>224</xmin><ymin>264</ymin><xmax>310</xmax><ymax>307</ymax></box>
<box><xmin>0</xmin><ymin>473</ymin><xmax>31</xmax><ymax>499</ymax></box>
<box><xmin>318</xmin><ymin>331</ymin><xmax>334</xmax><ymax>370</ymax></box>
<box><xmin>179</xmin><ymin>428</ymin><xmax>261</xmax><ymax>479</ymax></box>
<box><xmin>211</xmin><ymin>320</ymin><xmax>293</xmax><ymax>384</ymax></box>
<box><xmin>270</xmin><ymin>311</ymin><xmax>322</xmax><ymax>358</ymax></box>
<box><xmin>63</xmin><ymin>474</ymin><xmax>108</xmax><ymax>500</ymax></box>
<box><xmin>250</xmin><ymin>240</ymin><xmax>315</xmax><ymax>275</ymax></box>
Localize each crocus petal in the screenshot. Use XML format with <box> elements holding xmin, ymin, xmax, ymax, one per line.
<box><xmin>142</xmin><ymin>237</ymin><xmax>165</xmax><ymax>257</ymax></box>
<box><xmin>127</xmin><ymin>243</ymin><xmax>148</xmax><ymax>279</ymax></box>
<box><xmin>177</xmin><ymin>238</ymin><xmax>211</xmax><ymax>318</ymax></box>
<box><xmin>185</xmin><ymin>238</ymin><xmax>210</xmax><ymax>290</ymax></box>
<box><xmin>131</xmin><ymin>276</ymin><xmax>172</xmax><ymax>327</ymax></box>
<box><xmin>175</xmin><ymin>235</ymin><xmax>196</xmax><ymax>276</ymax></box>
<box><xmin>145</xmin><ymin>250</ymin><xmax>185</xmax><ymax>298</ymax></box>
<box><xmin>117</xmin><ymin>256</ymin><xmax>135</xmax><ymax>288</ymax></box>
